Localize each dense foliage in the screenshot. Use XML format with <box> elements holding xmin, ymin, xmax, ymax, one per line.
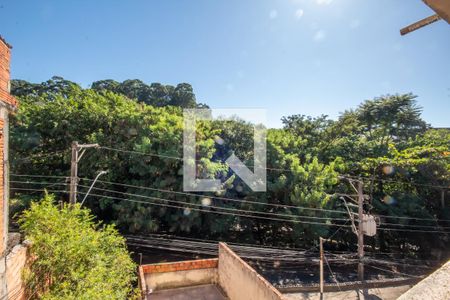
<box><xmin>10</xmin><ymin>77</ymin><xmax>450</xmax><ymax>258</ymax></box>
<box><xmin>18</xmin><ymin>195</ymin><xmax>137</xmax><ymax>300</ymax></box>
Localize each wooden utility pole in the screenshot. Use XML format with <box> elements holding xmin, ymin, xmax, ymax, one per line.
<box><xmin>319</xmin><ymin>237</ymin><xmax>324</xmax><ymax>297</ymax></box>
<box><xmin>357</xmin><ymin>180</ymin><xmax>364</xmax><ymax>281</ymax></box>
<box><xmin>69</xmin><ymin>141</ymin><xmax>79</xmax><ymax>205</ymax></box>
<box><xmin>69</xmin><ymin>141</ymin><xmax>99</xmax><ymax>205</ymax></box>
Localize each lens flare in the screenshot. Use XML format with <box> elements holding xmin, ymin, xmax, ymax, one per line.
<box><xmin>382</xmin><ymin>165</ymin><xmax>395</xmax><ymax>175</ymax></box>
<box><xmin>382</xmin><ymin>195</ymin><xmax>396</xmax><ymax>205</ymax></box>
<box><xmin>214</xmin><ymin>135</ymin><xmax>224</xmax><ymax>145</ymax></box>
<box><xmin>201</xmin><ymin>197</ymin><xmax>212</xmax><ymax>206</ymax></box>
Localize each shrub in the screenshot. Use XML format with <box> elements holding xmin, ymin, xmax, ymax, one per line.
<box><xmin>18</xmin><ymin>194</ymin><xmax>137</xmax><ymax>300</ymax></box>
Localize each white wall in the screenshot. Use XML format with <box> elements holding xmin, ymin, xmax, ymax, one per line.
<box><xmin>218</xmin><ymin>243</ymin><xmax>285</xmax><ymax>300</ymax></box>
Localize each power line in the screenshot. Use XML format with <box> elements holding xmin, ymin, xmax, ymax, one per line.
<box><xmin>13</xmin><ymin>173</ymin><xmax>450</xmax><ymax>223</ymax></box>
<box><xmin>11</xmin><ymin>177</ymin><xmax>450</xmax><ymax>231</ymax></box>
<box><xmin>344</xmin><ymin>174</ymin><xmax>448</xmax><ymax>190</ymax></box>
<box><xmin>131</xmin><ymin>233</ymin><xmax>309</xmax><ymax>252</ymax></box>
<box><xmin>77</xmin><ymin>183</ymin><xmax>350</xmax><ymax>222</ymax></box>
<box><xmin>10</xmin><ymin>187</ymin><xmax>68</xmax><ymax>194</ymax></box>
<box><xmin>364</xmin><ymin>263</ymin><xmax>423</xmax><ymax>279</ymax></box>
<box><xmin>324</xmin><ymin>255</ymin><xmax>342</xmax><ymax>291</ymax></box>
<box><xmin>77</xmin><ymin>190</ymin><xmax>353</xmax><ymax>228</ymax></box>
<box><xmin>376</xmin><ymin>213</ymin><xmax>450</xmax><ymax>222</ymax></box>
<box><xmin>10</xmin><ymin>180</ymin><xmax>68</xmax><ymax>186</ymax></box>
<box><xmin>99</xmin><ymin>146</ymin><xmax>293</xmax><ymax>173</ymax></box>
<box><xmin>11</xmin><ymin>149</ymin><xmax>69</xmax><ymax>162</ymax></box>
<box><xmin>99</xmin><ymin>187</ymin><xmax>445</xmax><ymax>233</ymax></box>
<box><xmin>79</xmin><ymin>177</ymin><xmax>350</xmax><ymax>215</ymax></box>
<box><xmin>376</xmin><ymin>226</ymin><xmax>449</xmax><ymax>233</ymax></box>
<box><xmin>124</xmin><ymin>235</ymin><xmax>357</xmax><ymax>262</ymax></box>
<box><xmin>98</xmin><ymin>145</ymin><xmax>449</xmax><ymax>189</ymax></box>
<box><xmin>10</xmin><ymin>174</ymin><xmax>69</xmax><ymax>179</ymax></box>
<box><xmin>378</xmin><ymin>221</ymin><xmax>450</xmax><ymax>230</ymax></box>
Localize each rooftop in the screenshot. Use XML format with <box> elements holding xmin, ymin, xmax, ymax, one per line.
<box><xmin>0</xmin><ymin>35</ymin><xmax>12</xmax><ymax>49</ymax></box>
<box><xmin>149</xmin><ymin>284</ymin><xmax>227</xmax><ymax>300</ymax></box>
<box><xmin>139</xmin><ymin>242</ymin><xmax>285</xmax><ymax>300</ymax></box>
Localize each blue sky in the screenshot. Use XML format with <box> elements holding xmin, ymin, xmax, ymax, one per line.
<box><xmin>1</xmin><ymin>0</ymin><xmax>449</xmax><ymax>128</ymax></box>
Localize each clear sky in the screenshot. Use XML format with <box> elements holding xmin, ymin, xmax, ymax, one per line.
<box><xmin>1</xmin><ymin>0</ymin><xmax>449</xmax><ymax>128</ymax></box>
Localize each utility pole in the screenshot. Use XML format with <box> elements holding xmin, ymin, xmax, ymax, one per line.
<box><xmin>319</xmin><ymin>237</ymin><xmax>324</xmax><ymax>297</ymax></box>
<box><xmin>357</xmin><ymin>180</ymin><xmax>364</xmax><ymax>282</ymax></box>
<box><xmin>69</xmin><ymin>141</ymin><xmax>79</xmax><ymax>205</ymax></box>
<box><xmin>69</xmin><ymin>141</ymin><xmax>99</xmax><ymax>205</ymax></box>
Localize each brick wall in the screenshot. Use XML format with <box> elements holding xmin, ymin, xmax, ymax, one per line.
<box><xmin>141</xmin><ymin>258</ymin><xmax>218</xmax><ymax>274</ymax></box>
<box><xmin>0</xmin><ymin>36</ymin><xmax>18</xmax><ymax>257</ymax></box>
<box><xmin>0</xmin><ymin>38</ymin><xmax>17</xmax><ymax>107</ymax></box>
<box><xmin>0</xmin><ymin>35</ymin><xmax>19</xmax><ymax>300</ymax></box>
<box><xmin>0</xmin><ymin>118</ymin><xmax>3</xmax><ymax>256</ymax></box>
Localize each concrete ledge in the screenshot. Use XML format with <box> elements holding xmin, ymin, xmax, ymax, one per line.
<box><xmin>398</xmin><ymin>260</ymin><xmax>450</xmax><ymax>300</ymax></box>
<box><xmin>141</xmin><ymin>258</ymin><xmax>218</xmax><ymax>273</ymax></box>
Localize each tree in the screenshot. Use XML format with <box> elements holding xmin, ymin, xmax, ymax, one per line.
<box><xmin>10</xmin><ymin>79</ymin><xmax>449</xmax><ymax>255</ymax></box>
<box><xmin>18</xmin><ymin>194</ymin><xmax>137</xmax><ymax>300</ymax></box>
<box><xmin>90</xmin><ymin>78</ymin><xmax>199</xmax><ymax>108</ymax></box>
<box><xmin>342</xmin><ymin>94</ymin><xmax>428</xmax><ymax>151</ymax></box>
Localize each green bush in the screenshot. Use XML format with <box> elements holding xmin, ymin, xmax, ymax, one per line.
<box><xmin>18</xmin><ymin>194</ymin><xmax>137</xmax><ymax>300</ymax></box>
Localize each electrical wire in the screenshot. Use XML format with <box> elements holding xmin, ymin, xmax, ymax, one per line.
<box><xmin>344</xmin><ymin>174</ymin><xmax>448</xmax><ymax>190</ymax></box>
<box><xmin>80</xmin><ymin>176</ymin><xmax>350</xmax><ymax>215</ymax></box>
<box><xmin>77</xmin><ymin>190</ymin><xmax>352</xmax><ymax>227</ymax></box>
<box><xmin>11</xmin><ymin>176</ymin><xmax>450</xmax><ymax>231</ymax></box>
<box><xmin>324</xmin><ymin>255</ymin><xmax>342</xmax><ymax>291</ymax></box>
<box><xmin>364</xmin><ymin>263</ymin><xmax>424</xmax><ymax>279</ymax></box>
<box><xmin>98</xmin><ymin>145</ymin><xmax>449</xmax><ymax>189</ymax></box>
<box><xmin>77</xmin><ymin>183</ymin><xmax>351</xmax><ymax>223</ymax></box>
<box><xmin>10</xmin><ymin>174</ymin><xmax>69</xmax><ymax>179</ymax></box>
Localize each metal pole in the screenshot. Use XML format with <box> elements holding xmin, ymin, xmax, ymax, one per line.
<box><xmin>357</xmin><ymin>180</ymin><xmax>364</xmax><ymax>281</ymax></box>
<box><xmin>80</xmin><ymin>171</ymin><xmax>107</xmax><ymax>207</ymax></box>
<box><xmin>320</xmin><ymin>237</ymin><xmax>324</xmax><ymax>296</ymax></box>
<box><xmin>69</xmin><ymin>141</ymin><xmax>79</xmax><ymax>205</ymax></box>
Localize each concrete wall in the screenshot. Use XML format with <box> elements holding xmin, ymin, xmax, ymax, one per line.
<box><xmin>5</xmin><ymin>243</ymin><xmax>28</xmax><ymax>300</ymax></box>
<box><xmin>145</xmin><ymin>268</ymin><xmax>217</xmax><ymax>291</ymax></box>
<box><xmin>218</xmin><ymin>243</ymin><xmax>285</xmax><ymax>300</ymax></box>
<box><xmin>398</xmin><ymin>260</ymin><xmax>450</xmax><ymax>300</ymax></box>
<box><xmin>140</xmin><ymin>258</ymin><xmax>218</xmax><ymax>296</ymax></box>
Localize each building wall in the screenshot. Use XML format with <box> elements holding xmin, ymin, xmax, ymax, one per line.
<box><xmin>140</xmin><ymin>259</ymin><xmax>218</xmax><ymax>296</ymax></box>
<box><xmin>218</xmin><ymin>243</ymin><xmax>285</xmax><ymax>300</ymax></box>
<box><xmin>398</xmin><ymin>260</ymin><xmax>450</xmax><ymax>300</ymax></box>
<box><xmin>0</xmin><ymin>117</ymin><xmax>4</xmax><ymax>256</ymax></box>
<box><xmin>0</xmin><ymin>38</ymin><xmax>17</xmax><ymax>108</ymax></box>
<box><xmin>5</xmin><ymin>243</ymin><xmax>28</xmax><ymax>300</ymax></box>
<box><xmin>0</xmin><ymin>35</ymin><xmax>19</xmax><ymax>300</ymax></box>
